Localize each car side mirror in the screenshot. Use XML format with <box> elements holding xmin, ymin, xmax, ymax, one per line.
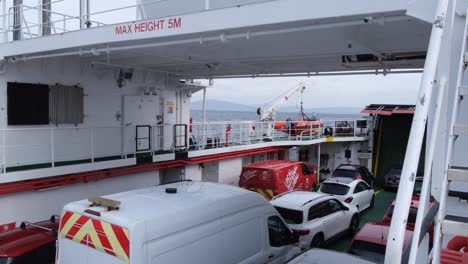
<box><xmin>343</xmin><ymin>206</ymin><xmax>349</xmax><ymax>211</ymax></box>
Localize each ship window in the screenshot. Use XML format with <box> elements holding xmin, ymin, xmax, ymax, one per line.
<box><xmin>49</xmin><ymin>84</ymin><xmax>83</xmax><ymax>124</ymax></box>
<box><xmin>7</xmin><ymin>82</ymin><xmax>49</xmax><ymax>125</ymax></box>
<box><xmin>7</xmin><ymin>82</ymin><xmax>84</xmax><ymax>126</ymax></box>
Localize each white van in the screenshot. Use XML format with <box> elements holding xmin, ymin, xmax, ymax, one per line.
<box><xmin>57</xmin><ymin>181</ymin><xmax>302</xmax><ymax>264</ymax></box>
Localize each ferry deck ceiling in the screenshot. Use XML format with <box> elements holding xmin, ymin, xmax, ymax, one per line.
<box><xmin>0</xmin><ymin>0</ymin><xmax>432</xmax><ymax>78</ymax></box>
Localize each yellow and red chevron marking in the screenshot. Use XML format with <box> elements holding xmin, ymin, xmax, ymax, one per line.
<box><xmin>241</xmin><ymin>187</ymin><xmax>275</xmax><ymax>200</ymax></box>
<box><xmin>59</xmin><ymin>211</ymin><xmax>130</xmax><ymax>263</ymax></box>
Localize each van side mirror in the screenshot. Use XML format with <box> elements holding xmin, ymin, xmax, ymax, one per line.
<box><xmin>290</xmin><ymin>231</ymin><xmax>300</xmax><ymax>245</ymax></box>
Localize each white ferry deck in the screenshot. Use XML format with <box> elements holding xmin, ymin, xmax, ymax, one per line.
<box><xmin>0</xmin><ymin>0</ymin><xmax>466</xmax><ymax>263</ymax></box>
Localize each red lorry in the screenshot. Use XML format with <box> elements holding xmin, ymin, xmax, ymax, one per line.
<box><xmin>238</xmin><ymin>160</ymin><xmax>318</xmax><ymax>200</ymax></box>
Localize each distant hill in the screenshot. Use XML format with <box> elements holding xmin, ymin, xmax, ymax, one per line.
<box><xmin>191</xmin><ymin>100</ymin><xmax>257</xmax><ymax>112</ymax></box>
<box><xmin>191</xmin><ymin>99</ymin><xmax>362</xmax><ymax>114</ymax></box>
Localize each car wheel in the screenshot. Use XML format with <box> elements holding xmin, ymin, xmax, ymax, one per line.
<box><xmin>310</xmin><ymin>233</ymin><xmax>325</xmax><ymax>248</ymax></box>
<box><xmin>349</xmin><ymin>215</ymin><xmax>359</xmax><ymax>236</ymax></box>
<box><xmin>370</xmin><ymin>195</ymin><xmax>375</xmax><ymax>208</ymax></box>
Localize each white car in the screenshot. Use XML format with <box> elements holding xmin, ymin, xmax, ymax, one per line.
<box><xmin>318</xmin><ymin>177</ymin><xmax>375</xmax><ymax>212</ymax></box>
<box><xmin>270</xmin><ymin>191</ymin><xmax>359</xmax><ymax>250</ymax></box>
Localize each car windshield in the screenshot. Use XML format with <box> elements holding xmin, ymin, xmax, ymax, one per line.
<box><xmin>386</xmin><ymin>206</ymin><xmax>419</xmax><ymax>223</ymax></box>
<box><xmin>349</xmin><ymin>241</ymin><xmax>386</xmax><ymax>263</ymax></box>
<box><xmin>274</xmin><ymin>206</ymin><xmax>303</xmax><ymax>224</ymax></box>
<box><xmin>333</xmin><ymin>169</ymin><xmax>358</xmax><ymax>178</ymax></box>
<box><xmin>320</xmin><ymin>183</ymin><xmax>350</xmax><ymax>195</ymax></box>
<box><xmin>390</xmin><ymin>168</ymin><xmax>402</xmax><ymax>176</ymax></box>
<box><xmin>0</xmin><ymin>258</ymin><xmax>7</xmax><ymax>264</ymax></box>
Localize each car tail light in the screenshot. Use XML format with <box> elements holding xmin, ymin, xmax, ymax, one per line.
<box><xmin>293</xmin><ymin>229</ymin><xmax>310</xmax><ymax>235</ymax></box>
<box><xmin>344</xmin><ymin>197</ymin><xmax>353</xmax><ymax>203</ymax></box>
<box><xmin>388</xmin><ymin>175</ymin><xmax>397</xmax><ymax>180</ymax></box>
<box><xmin>357</xmin><ymin>174</ymin><xmax>362</xmax><ymax>180</ymax></box>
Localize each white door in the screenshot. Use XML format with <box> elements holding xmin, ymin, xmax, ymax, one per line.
<box><xmin>353</xmin><ymin>182</ymin><xmax>370</xmax><ymax>211</ymax></box>
<box><xmin>327</xmin><ymin>199</ymin><xmax>350</xmax><ymax>234</ymax></box>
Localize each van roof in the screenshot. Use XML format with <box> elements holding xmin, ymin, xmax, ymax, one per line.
<box><xmin>244</xmin><ymin>160</ymin><xmax>304</xmax><ymax>170</ymax></box>
<box><xmin>63</xmin><ymin>181</ymin><xmax>267</xmax><ymax>241</ymax></box>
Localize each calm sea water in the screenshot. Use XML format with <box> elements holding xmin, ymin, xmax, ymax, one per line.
<box><xmin>191</xmin><ymin>110</ymin><xmax>363</xmax><ymax>122</ymax></box>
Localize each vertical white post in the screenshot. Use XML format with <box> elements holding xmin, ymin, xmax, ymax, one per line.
<box><xmin>90</xmin><ymin>128</ymin><xmax>94</xmax><ymax>162</ymax></box>
<box><xmin>123</xmin><ymin>126</ymin><xmax>127</xmax><ymax>159</ymax></box>
<box><xmin>37</xmin><ymin>0</ymin><xmax>41</xmax><ymax>36</ymax></box>
<box><xmin>317</xmin><ymin>143</ymin><xmax>321</xmax><ymax>183</ymax></box>
<box><xmin>2</xmin><ymin>129</ymin><xmax>5</xmax><ymax>174</ymax></box>
<box><xmin>86</xmin><ymin>0</ymin><xmax>90</xmax><ymax>28</ymax></box>
<box><xmin>1</xmin><ymin>0</ymin><xmax>6</xmax><ymax>42</ymax></box>
<box><xmin>385</xmin><ymin>0</ymin><xmax>449</xmax><ymax>262</ymax></box>
<box><xmin>202</xmin><ymin>87</ymin><xmax>207</xmax><ymax>149</ymax></box>
<box><xmin>51</xmin><ymin>128</ymin><xmax>55</xmax><ymax>167</ymax></box>
<box><xmin>408</xmin><ymin>78</ymin><xmax>445</xmax><ymax>264</ymax></box>
<box><xmin>205</xmin><ymin>0</ymin><xmax>210</xmax><ymax>10</ymax></box>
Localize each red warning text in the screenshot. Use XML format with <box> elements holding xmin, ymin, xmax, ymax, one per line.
<box><xmin>115</xmin><ymin>17</ymin><xmax>182</xmax><ymax>35</ymax></box>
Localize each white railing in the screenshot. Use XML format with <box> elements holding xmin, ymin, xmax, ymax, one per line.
<box><xmin>189</xmin><ymin>119</ymin><xmax>369</xmax><ymax>150</ymax></box>
<box><xmin>0</xmin><ymin>118</ymin><xmax>368</xmax><ymax>173</ymax></box>
<box><xmin>0</xmin><ymin>0</ymin><xmax>278</xmax><ymax>42</ymax></box>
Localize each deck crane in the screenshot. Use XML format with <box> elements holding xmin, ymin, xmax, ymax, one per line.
<box><xmin>257</xmin><ymin>82</ymin><xmax>306</xmax><ymax>121</ymax></box>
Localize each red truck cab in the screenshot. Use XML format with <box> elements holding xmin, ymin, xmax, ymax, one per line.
<box><xmin>238</xmin><ymin>160</ymin><xmax>318</xmax><ymax>200</ymax></box>
<box><xmin>0</xmin><ymin>217</ymin><xmax>59</xmax><ymax>264</ymax></box>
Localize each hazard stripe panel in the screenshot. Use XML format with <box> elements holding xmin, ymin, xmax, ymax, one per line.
<box><xmin>59</xmin><ymin>211</ymin><xmax>130</xmax><ymax>264</ymax></box>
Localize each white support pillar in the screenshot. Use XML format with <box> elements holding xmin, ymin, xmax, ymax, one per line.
<box><xmin>86</xmin><ymin>0</ymin><xmax>90</xmax><ymax>28</ymax></box>
<box><xmin>2</xmin><ymin>0</ymin><xmax>7</xmax><ymax>42</ymax></box>
<box><xmin>202</xmin><ymin>87</ymin><xmax>207</xmax><ymax>149</ymax></box>
<box><xmin>79</xmin><ymin>0</ymin><xmax>85</xmax><ymax>29</ymax></box>
<box><xmin>13</xmin><ymin>0</ymin><xmax>23</xmax><ymax>40</ymax></box>
<box><xmin>384</xmin><ymin>0</ymin><xmax>449</xmax><ymax>262</ymax></box>
<box><xmin>37</xmin><ymin>0</ymin><xmax>41</xmax><ymax>36</ymax></box>
<box><xmin>41</xmin><ymin>0</ymin><xmax>51</xmax><ymax>36</ymax></box>
<box><xmin>79</xmin><ymin>0</ymin><xmax>90</xmax><ymax>29</ymax></box>
<box><xmin>317</xmin><ymin>144</ymin><xmax>321</xmax><ymax>182</ymax></box>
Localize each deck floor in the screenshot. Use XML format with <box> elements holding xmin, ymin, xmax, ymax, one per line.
<box><xmin>328</xmin><ymin>190</ymin><xmax>397</xmax><ymax>252</ymax></box>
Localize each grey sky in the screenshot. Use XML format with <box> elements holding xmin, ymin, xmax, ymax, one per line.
<box><xmin>193</xmin><ymin>73</ymin><xmax>422</xmax><ymax>108</ymax></box>
<box><xmin>21</xmin><ymin>0</ymin><xmax>422</xmax><ymax>109</ymax></box>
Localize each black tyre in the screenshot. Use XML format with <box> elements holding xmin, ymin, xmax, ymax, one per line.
<box><xmin>370</xmin><ymin>195</ymin><xmax>375</xmax><ymax>208</ymax></box>
<box><xmin>349</xmin><ymin>215</ymin><xmax>359</xmax><ymax>236</ymax></box>
<box><xmin>310</xmin><ymin>233</ymin><xmax>325</xmax><ymax>248</ymax></box>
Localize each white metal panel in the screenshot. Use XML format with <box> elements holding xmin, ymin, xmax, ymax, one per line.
<box><xmin>0</xmin><ymin>0</ymin><xmax>412</xmax><ymax>59</ymax></box>
<box><xmin>406</xmin><ymin>0</ymin><xmax>438</xmax><ymax>23</ymax></box>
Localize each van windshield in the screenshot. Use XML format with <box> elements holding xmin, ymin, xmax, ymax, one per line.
<box><xmin>274</xmin><ymin>206</ymin><xmax>303</xmax><ymax>224</ymax></box>
<box><xmin>320</xmin><ymin>183</ymin><xmax>350</xmax><ymax>195</ymax></box>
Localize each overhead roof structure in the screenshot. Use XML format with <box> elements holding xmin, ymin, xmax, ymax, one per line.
<box><xmin>0</xmin><ymin>0</ymin><xmax>434</xmax><ymax>79</ymax></box>
<box><xmin>361</xmin><ymin>104</ymin><xmax>416</xmax><ymax>115</ymax></box>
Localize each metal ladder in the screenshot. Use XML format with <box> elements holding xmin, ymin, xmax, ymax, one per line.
<box><xmin>432</xmin><ymin>5</ymin><xmax>468</xmax><ymax>263</ymax></box>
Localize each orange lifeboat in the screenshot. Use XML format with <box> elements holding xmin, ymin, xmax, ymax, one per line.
<box><xmin>274</xmin><ymin>116</ymin><xmax>323</xmax><ymax>136</ymax></box>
